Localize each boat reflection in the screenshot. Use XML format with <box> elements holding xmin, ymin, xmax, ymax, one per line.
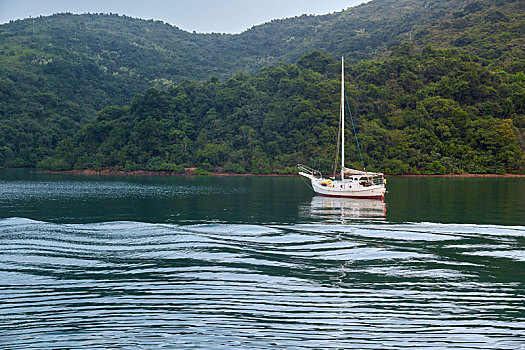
<box><xmin>301</xmin><ymin>196</ymin><xmax>386</xmax><ymax>222</ymax></box>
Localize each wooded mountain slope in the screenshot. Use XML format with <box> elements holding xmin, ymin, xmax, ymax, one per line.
<box><xmin>42</xmin><ymin>48</ymin><xmax>525</xmax><ymax>175</ymax></box>
<box><xmin>0</xmin><ymin>0</ymin><xmax>524</xmax><ymax>170</ymax></box>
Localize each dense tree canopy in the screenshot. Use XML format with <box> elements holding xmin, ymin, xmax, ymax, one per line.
<box><xmin>42</xmin><ymin>48</ymin><xmax>525</xmax><ymax>175</ymax></box>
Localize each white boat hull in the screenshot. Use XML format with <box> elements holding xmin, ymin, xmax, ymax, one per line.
<box><xmin>300</xmin><ymin>172</ymin><xmax>385</xmax><ymax>200</ymax></box>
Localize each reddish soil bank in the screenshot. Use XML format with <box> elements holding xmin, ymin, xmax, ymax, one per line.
<box><xmin>39</xmin><ymin>169</ymin><xmax>297</xmax><ymax>177</ymax></box>
<box><xmin>40</xmin><ymin>169</ymin><xmax>525</xmax><ymax>178</ymax></box>
<box><xmin>390</xmin><ymin>174</ymin><xmax>525</xmax><ymax>178</ymax></box>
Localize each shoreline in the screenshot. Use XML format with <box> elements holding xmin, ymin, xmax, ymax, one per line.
<box><xmin>39</xmin><ymin>169</ymin><xmax>297</xmax><ymax>177</ymax></box>
<box><xmin>390</xmin><ymin>173</ymin><xmax>525</xmax><ymax>178</ymax></box>
<box><xmin>38</xmin><ymin>169</ymin><xmax>525</xmax><ymax>178</ymax></box>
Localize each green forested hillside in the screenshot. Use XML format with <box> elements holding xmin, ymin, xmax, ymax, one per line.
<box><xmin>1</xmin><ymin>0</ymin><xmax>524</xmax><ymax>170</ymax></box>
<box><xmin>42</xmin><ymin>48</ymin><xmax>525</xmax><ymax>175</ymax></box>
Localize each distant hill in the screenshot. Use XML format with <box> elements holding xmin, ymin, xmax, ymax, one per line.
<box><xmin>0</xmin><ymin>0</ymin><xmax>523</xmax><ymax>167</ymax></box>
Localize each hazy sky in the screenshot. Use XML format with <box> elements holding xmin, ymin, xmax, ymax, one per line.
<box><xmin>0</xmin><ymin>0</ymin><xmax>368</xmax><ymax>33</ymax></box>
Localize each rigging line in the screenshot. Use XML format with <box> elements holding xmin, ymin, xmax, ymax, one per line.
<box><xmin>344</xmin><ymin>90</ymin><xmax>365</xmax><ymax>171</ymax></box>
<box><xmin>301</xmin><ymin>176</ymin><xmax>313</xmax><ymax>190</ymax></box>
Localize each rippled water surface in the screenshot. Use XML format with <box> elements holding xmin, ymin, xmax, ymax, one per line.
<box><xmin>1</xmin><ymin>169</ymin><xmax>524</xmax><ymax>349</ymax></box>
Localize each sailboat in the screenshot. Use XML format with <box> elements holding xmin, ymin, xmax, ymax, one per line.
<box><xmin>298</xmin><ymin>57</ymin><xmax>386</xmax><ymax>200</ymax></box>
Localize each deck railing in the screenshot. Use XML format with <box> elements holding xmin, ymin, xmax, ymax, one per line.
<box><xmin>372</xmin><ymin>176</ymin><xmax>385</xmax><ymax>186</ymax></box>
<box><xmin>297</xmin><ymin>164</ymin><xmax>322</xmax><ymax>178</ymax></box>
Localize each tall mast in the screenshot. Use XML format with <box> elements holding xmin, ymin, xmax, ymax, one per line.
<box><xmin>340</xmin><ymin>57</ymin><xmax>345</xmax><ymax>180</ymax></box>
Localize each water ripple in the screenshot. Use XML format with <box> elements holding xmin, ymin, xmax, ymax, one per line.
<box><xmin>1</xmin><ymin>218</ymin><xmax>524</xmax><ymax>349</ymax></box>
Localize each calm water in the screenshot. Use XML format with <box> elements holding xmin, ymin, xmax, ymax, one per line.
<box><xmin>1</xmin><ymin>169</ymin><xmax>524</xmax><ymax>349</ymax></box>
